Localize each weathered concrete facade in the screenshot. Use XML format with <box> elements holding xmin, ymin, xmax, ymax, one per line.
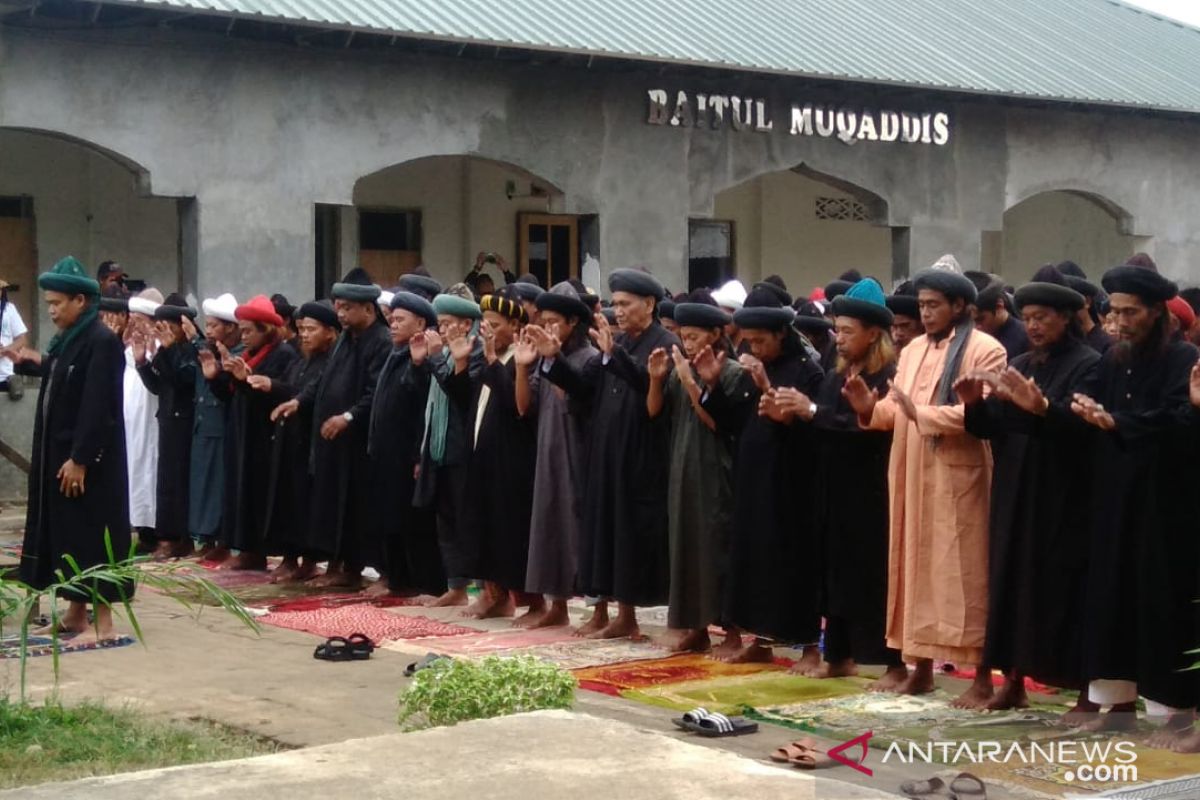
<box><xmin>2</xmin><ymin>24</ymin><xmax>1199</xmax><ymax>311</ymax></box>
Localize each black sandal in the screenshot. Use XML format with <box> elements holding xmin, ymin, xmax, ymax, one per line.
<box><xmin>313</xmin><ymin>636</ymin><xmax>354</xmax><ymax>661</ymax></box>
<box><xmin>346</xmin><ymin>633</ymin><xmax>375</xmax><ymax>660</ymax></box>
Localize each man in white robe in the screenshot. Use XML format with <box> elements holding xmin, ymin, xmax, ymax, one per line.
<box><xmin>125</xmin><ymin>289</ymin><xmax>162</xmax><ymax>552</ymax></box>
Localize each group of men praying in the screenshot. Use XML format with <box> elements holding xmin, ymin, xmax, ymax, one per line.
<box><xmin>9</xmin><ymin>247</ymin><xmax>1200</xmax><ymax>751</ymax></box>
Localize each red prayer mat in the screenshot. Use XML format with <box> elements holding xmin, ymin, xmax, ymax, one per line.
<box><xmin>572</xmin><ymin>652</ymin><xmax>791</xmax><ymax>696</ymax></box>
<box><xmin>387</xmin><ymin>625</ymin><xmax>581</xmax><ymax>657</ymax></box>
<box><xmin>261</xmin><ymin>593</ymin><xmax>428</xmax><ymax>614</ymax></box>
<box><xmin>258</xmin><ymin>606</ymin><xmax>476</xmax><ymax>644</ymax></box>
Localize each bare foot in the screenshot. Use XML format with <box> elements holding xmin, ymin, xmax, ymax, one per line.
<box><xmin>286</xmin><ymin>560</ymin><xmax>319</xmax><ymax>583</ymax></box>
<box><xmin>722</xmin><ymin>641</ymin><xmax>774</xmax><ymax>664</ymax></box>
<box><xmin>269</xmin><ymin>557</ymin><xmax>298</xmax><ymax>584</ymax></box>
<box><xmin>31</xmin><ymin>618</ymin><xmax>87</xmax><ymax>638</ymax></box>
<box><xmin>710</xmin><ymin>628</ymin><xmax>744</xmax><ymax>660</ymax></box>
<box><xmin>806</xmin><ymin>659</ymin><xmax>860</xmax><ymax>679</ymax></box>
<box><xmin>221</xmin><ymin>551</ymin><xmax>267</xmax><ymax>571</ymax></box>
<box><xmin>950</xmin><ymin>679</ymin><xmax>995</xmax><ymax>710</ymax></box>
<box><xmin>1061</xmin><ymin>696</ymin><xmax>1101</xmax><ymax>726</ymax></box>
<box><xmin>661</xmin><ymin>628</ymin><xmax>710</xmax><ymax>653</ymax></box>
<box><xmin>895</xmin><ymin>662</ymin><xmax>936</xmax><ymax>696</ymax></box>
<box><xmin>868</xmin><ymin>665</ymin><xmax>910</xmax><ymax>692</ymax></box>
<box><xmin>588</xmin><ymin>616</ymin><xmax>640</xmax><ymax>640</ymax></box>
<box><xmin>1074</xmin><ymin>703</ymin><xmax>1138</xmax><ymax>732</ymax></box>
<box><xmin>985</xmin><ymin>674</ymin><xmax>1030</xmax><ymax>711</ymax></box>
<box><xmin>167</xmin><ymin>539</ymin><xmax>195</xmax><ymax>559</ymax></box>
<box><xmin>426</xmin><ymin>588</ymin><xmax>469</xmax><ymax>607</ymax></box>
<box><xmin>529</xmin><ymin>601</ymin><xmax>570</xmax><ymax>629</ymax></box>
<box><xmin>1172</xmin><ymin>727</ymin><xmax>1200</xmax><ymax>753</ymax></box>
<box><xmin>201</xmin><ymin>546</ymin><xmax>232</xmax><ymax>565</ymax></box>
<box><xmin>513</xmin><ymin>604</ymin><xmax>547</xmax><ymax>628</ymax></box>
<box><xmin>1146</xmin><ymin>712</ymin><xmax>1195</xmax><ymax>749</ymax></box>
<box><xmin>310</xmin><ymin>570</ymin><xmax>363</xmax><ymax>589</ymax></box>
<box><xmin>72</xmin><ymin>628</ymin><xmax>122</xmax><ymax>646</ymax></box>
<box><xmin>574</xmin><ymin>606</ymin><xmax>610</xmax><ymax>637</ymax></box>
<box><xmin>788</xmin><ymin>645</ymin><xmax>821</xmax><ymax>675</ymax></box>
<box><xmin>151</xmin><ymin>541</ymin><xmax>176</xmax><ymax>562</ymax></box>
<box><xmin>362</xmin><ymin>580</ymin><xmax>393</xmax><ymax>598</ymax></box>
<box><xmin>474</xmin><ymin>596</ymin><xmax>516</xmax><ymax>620</ymax></box>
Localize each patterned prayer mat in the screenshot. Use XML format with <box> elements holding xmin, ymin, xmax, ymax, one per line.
<box><xmin>0</xmin><ymin>634</ymin><xmax>136</xmax><ymax>659</ymax></box>
<box><xmin>380</xmin><ymin>624</ymin><xmax>582</xmax><ymax>657</ymax></box>
<box><xmin>257</xmin><ymin>606</ymin><xmax>476</xmax><ymax>645</ymax></box>
<box><xmin>491</xmin><ymin>637</ymin><xmax>671</xmax><ymax>669</ymax></box>
<box><xmin>621</xmin><ymin>671</ymin><xmax>864</xmax><ymax>714</ymax></box>
<box><xmin>944</xmin><ymin>666</ymin><xmax>1059</xmax><ymax>695</ymax></box>
<box><xmin>260</xmin><ymin>593</ymin><xmax>429</xmax><ymax>614</ymax></box>
<box><xmin>572</xmin><ymin>652</ymin><xmax>791</xmax><ymax>696</ymax></box>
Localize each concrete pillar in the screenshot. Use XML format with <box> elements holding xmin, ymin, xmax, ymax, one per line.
<box><xmin>193</xmin><ymin>188</ymin><xmax>312</xmax><ymax>306</ymax></box>
<box><xmin>904</xmin><ymin>222</ymin><xmax>986</xmax><ymax>279</ymax></box>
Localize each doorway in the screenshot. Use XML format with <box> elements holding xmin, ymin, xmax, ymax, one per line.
<box><xmin>519</xmin><ymin>213</ymin><xmax>578</xmax><ymax>287</ymax></box>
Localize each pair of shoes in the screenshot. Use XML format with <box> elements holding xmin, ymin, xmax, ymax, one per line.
<box><xmin>404</xmin><ymin>652</ymin><xmax>449</xmax><ymax>677</ymax></box>
<box><xmin>769</xmin><ymin>737</ymin><xmax>834</xmax><ymax>769</ymax></box>
<box><xmin>313</xmin><ymin>633</ymin><xmax>374</xmax><ymax>661</ymax></box>
<box><xmin>671</xmin><ymin>707</ymin><xmax>758</xmax><ymax>738</ymax></box>
<box><xmin>901</xmin><ymin>773</ymin><xmax>987</xmax><ymax>799</ymax></box>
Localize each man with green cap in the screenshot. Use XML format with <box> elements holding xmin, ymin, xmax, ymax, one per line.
<box><xmin>12</xmin><ymin>256</ymin><xmax>131</xmax><ymax>643</ymax></box>
<box><xmin>272</xmin><ymin>267</ymin><xmax>390</xmax><ymax>588</ymax></box>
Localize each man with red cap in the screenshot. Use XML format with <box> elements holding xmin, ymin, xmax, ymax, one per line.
<box><xmin>202</xmin><ymin>294</ymin><xmax>298</xmax><ymax>570</ymax></box>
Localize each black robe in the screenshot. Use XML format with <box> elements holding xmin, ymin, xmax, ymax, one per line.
<box><xmin>703</xmin><ymin>337</ymin><xmax>824</xmax><ymax>642</ymax></box>
<box><xmin>546</xmin><ymin>322</ymin><xmax>679</xmax><ymax>605</ymax></box>
<box><xmin>296</xmin><ymin>322</ymin><xmax>391</xmax><ymax>562</ymax></box>
<box><xmin>1081</xmin><ymin>339</ymin><xmax>1200</xmax><ymax>708</ymax></box>
<box><xmin>448</xmin><ymin>354</ymin><xmax>537</xmax><ymax>590</ymax></box>
<box><xmin>136</xmin><ymin>345</ymin><xmax>195</xmax><ymax>541</ymax></box>
<box><xmin>367</xmin><ymin>344</ymin><xmax>444</xmax><ymax>594</ymax></box>
<box><xmin>263</xmin><ymin>350</ymin><xmax>329</xmax><ymax>556</ymax></box>
<box><xmin>213</xmin><ymin>343</ymin><xmax>299</xmax><ymax>555</ymax></box>
<box><xmin>994</xmin><ymin>315</ymin><xmax>1030</xmax><ymax>360</ymax></box>
<box><xmin>964</xmin><ymin>338</ymin><xmax>1099</xmax><ymax>687</ymax></box>
<box><xmin>811</xmin><ymin>363</ymin><xmax>897</xmax><ymax>664</ymax></box>
<box><xmin>1086</xmin><ymin>324</ymin><xmax>1113</xmax><ymax>355</ymax></box>
<box><xmin>20</xmin><ymin>319</ymin><xmax>132</xmax><ymax>601</ymax></box>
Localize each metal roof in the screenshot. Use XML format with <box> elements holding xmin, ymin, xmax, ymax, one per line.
<box><xmin>100</xmin><ymin>0</ymin><xmax>1200</xmax><ymax>114</ymax></box>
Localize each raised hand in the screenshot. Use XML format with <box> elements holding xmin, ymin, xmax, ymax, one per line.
<box><xmin>889</xmin><ymin>380</ymin><xmax>918</xmax><ymax>421</ymax></box>
<box><xmin>758</xmin><ymin>389</ymin><xmax>789</xmax><ymax>423</ymax></box>
<box><xmin>998</xmin><ymin>367</ymin><xmax>1048</xmax><ymax>415</ymax></box>
<box><xmin>227</xmin><ymin>355</ymin><xmax>251</xmax><ymax>382</ymax></box>
<box><xmin>180</xmin><ymin>315</ymin><xmax>198</xmax><ymax>342</ymax></box>
<box><xmin>100</xmin><ymin>311</ymin><xmax>123</xmax><ymax>335</ymax></box>
<box><xmin>525</xmin><ymin>324</ymin><xmax>561</xmax><ymax>359</ymax></box>
<box><xmin>773</xmin><ymin>387</ymin><xmax>814</xmax><ymax>421</ymax></box>
<box><xmin>737</xmin><ymin>353</ymin><xmax>769</xmax><ymax>392</ymax></box>
<box><xmin>692</xmin><ymin>345</ymin><xmax>722</xmax><ymax>387</ymax></box>
<box><xmin>647</xmin><ymin>347</ymin><xmax>669</xmax><ymax>380</ymax></box>
<box><xmin>1071</xmin><ymin>392</ymin><xmax>1115</xmax><ymax>430</ymax></box>
<box><xmin>841</xmin><ymin>373</ymin><xmax>877</xmax><ymax>418</ymax></box>
<box><xmin>479</xmin><ymin>320</ymin><xmax>497</xmax><ymax>364</ymax></box>
<box><xmin>154</xmin><ymin>321</ymin><xmax>174</xmax><ymax>349</ymax></box>
<box><xmin>198</xmin><ymin>348</ymin><xmax>221</xmax><ymax>380</ymax></box>
<box><xmin>425</xmin><ymin>330</ymin><xmax>444</xmax><ymax>354</ymax></box>
<box><xmin>590</xmin><ymin>312</ymin><xmax>614</xmax><ymax>355</ymax></box>
<box><xmin>247</xmin><ymin>374</ymin><xmax>272</xmax><ymax>393</ymax></box>
<box><xmin>271</xmin><ymin>398</ymin><xmax>299</xmax><ymax>422</ymax></box>
<box><xmin>514</xmin><ymin>330</ymin><xmax>538</xmax><ymax>367</ymax></box>
<box><xmin>953</xmin><ymin>370</ymin><xmax>995</xmax><ymax>406</ymax></box>
<box><xmin>448</xmin><ymin>331</ymin><xmax>475</xmax><ymax>364</ymax></box>
<box><xmin>131</xmin><ymin>330</ymin><xmax>148</xmax><ymax>365</ymax></box>
<box><xmin>410</xmin><ymin>331</ymin><xmax>429</xmax><ymax>365</ymax></box>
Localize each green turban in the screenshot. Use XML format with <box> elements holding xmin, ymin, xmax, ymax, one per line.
<box><xmin>432</xmin><ymin>293</ymin><xmax>481</xmax><ymax>320</ymax></box>
<box><xmin>38</xmin><ymin>256</ymin><xmax>100</xmax><ymax>297</ymax></box>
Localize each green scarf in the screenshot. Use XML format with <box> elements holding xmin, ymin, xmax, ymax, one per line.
<box><xmin>46</xmin><ymin>301</ymin><xmax>99</xmax><ymax>358</ymax></box>
<box><xmin>423</xmin><ymin>321</ymin><xmax>481</xmax><ymax>465</ymax></box>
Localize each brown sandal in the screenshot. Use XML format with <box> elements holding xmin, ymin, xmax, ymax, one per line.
<box><xmin>768</xmin><ymin>738</ymin><xmax>834</xmax><ymax>769</ymax></box>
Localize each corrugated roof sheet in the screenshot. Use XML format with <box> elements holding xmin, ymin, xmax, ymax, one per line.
<box><xmin>101</xmin><ymin>0</ymin><xmax>1200</xmax><ymax>114</ymax></box>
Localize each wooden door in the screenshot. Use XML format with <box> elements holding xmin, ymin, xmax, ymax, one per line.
<box><xmin>518</xmin><ymin>213</ymin><xmax>578</xmax><ymax>288</ymax></box>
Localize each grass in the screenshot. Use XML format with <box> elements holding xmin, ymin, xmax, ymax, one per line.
<box><xmin>0</xmin><ymin>698</ymin><xmax>282</xmax><ymax>789</ymax></box>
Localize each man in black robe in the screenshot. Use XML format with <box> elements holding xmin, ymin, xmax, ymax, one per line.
<box><xmin>957</xmin><ymin>268</ymin><xmax>1100</xmax><ymax>713</ymax></box>
<box><xmin>272</xmin><ymin>268</ymin><xmax>390</xmax><ymax>587</ymax></box>
<box><xmin>413</xmin><ymin>289</ymin><xmax>486</xmax><ymax>607</ymax></box>
<box><xmin>135</xmin><ymin>293</ymin><xmax>197</xmax><ymax>560</ymax></box>
<box><xmin>772</xmin><ymin>279</ymin><xmax>905</xmax><ymax>685</ymax></box>
<box><xmin>541</xmin><ymin>268</ymin><xmax>679</xmax><ymax>639</ymax></box>
<box><xmin>1060</xmin><ymin>272</ymin><xmax>1113</xmax><ymax>355</ymax></box>
<box><xmin>973</xmin><ymin>276</ymin><xmax>1029</xmax><ymax>360</ymax></box>
<box><xmin>1069</xmin><ymin>263</ymin><xmax>1199</xmax><ymax>742</ymax></box>
<box><xmin>448</xmin><ymin>287</ymin><xmax>536</xmax><ymax>619</ymax></box>
<box><xmin>361</xmin><ymin>291</ymin><xmax>444</xmax><ymax>598</ymax></box>
<box><xmin>15</xmin><ymin>256</ymin><xmax>131</xmax><ymax>642</ymax></box>
<box><xmin>701</xmin><ymin>281</ymin><xmax>824</xmax><ymax>663</ymax></box>
<box><xmin>204</xmin><ymin>295</ymin><xmax>298</xmax><ymax>570</ymax></box>
<box><xmin>256</xmin><ymin>300</ymin><xmax>338</xmax><ymax>583</ymax></box>
<box><xmin>886</xmin><ymin>283</ymin><xmax>921</xmax><ymax>352</ymax></box>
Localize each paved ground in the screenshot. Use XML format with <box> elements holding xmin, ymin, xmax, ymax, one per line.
<box><xmin>0</xmin><ymin>522</ymin><xmax>1058</xmax><ymax>799</ymax></box>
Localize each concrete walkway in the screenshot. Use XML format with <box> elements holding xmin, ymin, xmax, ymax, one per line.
<box><xmin>0</xmin><ymin>710</ymin><xmax>895</xmax><ymax>800</ymax></box>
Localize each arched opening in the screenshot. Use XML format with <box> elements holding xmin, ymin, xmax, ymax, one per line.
<box><xmin>317</xmin><ymin>156</ymin><xmax>597</xmax><ymax>295</ymax></box>
<box><xmin>693</xmin><ymin>164</ymin><xmax>894</xmax><ymax>295</ymax></box>
<box><xmin>981</xmin><ymin>190</ymin><xmax>1145</xmax><ymax>281</ymax></box>
<box><xmin>0</xmin><ymin>128</ymin><xmax>196</xmax><ymax>343</ymax></box>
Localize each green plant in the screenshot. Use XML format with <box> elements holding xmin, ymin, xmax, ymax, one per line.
<box><xmin>0</xmin><ymin>531</ymin><xmax>259</xmax><ymax>702</ymax></box>
<box><xmin>397</xmin><ymin>655</ymin><xmax>576</xmax><ymax>730</ymax></box>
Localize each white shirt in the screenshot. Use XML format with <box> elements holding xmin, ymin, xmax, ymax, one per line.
<box><xmin>0</xmin><ymin>301</ymin><xmax>28</xmax><ymax>381</ymax></box>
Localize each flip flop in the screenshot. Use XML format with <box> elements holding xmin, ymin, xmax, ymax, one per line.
<box><xmin>900</xmin><ymin>777</ymin><xmax>956</xmax><ymax>798</ymax></box>
<box><xmin>672</xmin><ymin>707</ymin><xmax>712</xmax><ymax>731</ymax></box>
<box><xmin>404</xmin><ymin>652</ymin><xmax>448</xmax><ymax>677</ymax></box>
<box><xmin>691</xmin><ymin>712</ymin><xmax>758</xmax><ymax>738</ymax></box>
<box><xmin>950</xmin><ymin>773</ymin><xmax>987</xmax><ymax>799</ymax></box>
<box><xmin>313</xmin><ymin>636</ymin><xmax>353</xmax><ymax>661</ymax></box>
<box><xmin>346</xmin><ymin>633</ymin><xmax>374</xmax><ymax>660</ymax></box>
<box><xmin>769</xmin><ymin>738</ymin><xmax>820</xmax><ymax>763</ymax></box>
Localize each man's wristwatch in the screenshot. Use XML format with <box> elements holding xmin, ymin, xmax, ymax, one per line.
<box><xmin>342</xmin><ymin>412</ymin><xmax>354</xmax><ymax>423</ymax></box>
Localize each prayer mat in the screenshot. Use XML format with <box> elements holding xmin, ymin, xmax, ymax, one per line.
<box><xmin>260</xmin><ymin>593</ymin><xmax>428</xmax><ymax>614</ymax></box>
<box><xmin>0</xmin><ymin>634</ymin><xmax>136</xmax><ymax>659</ymax></box>
<box><xmin>621</xmin><ymin>671</ymin><xmax>864</xmax><ymax>714</ymax></box>
<box><xmin>572</xmin><ymin>653</ymin><xmax>790</xmax><ymax>696</ymax></box>
<box><xmin>257</xmin><ymin>606</ymin><xmax>475</xmax><ymax>644</ymax></box>
<box><xmin>381</xmin><ymin>625</ymin><xmax>581</xmax><ymax>658</ymax></box>
<box><xmin>944</xmin><ymin>666</ymin><xmax>1059</xmax><ymax>695</ymax></box>
<box><xmin>497</xmin><ymin>637</ymin><xmax>671</xmax><ymax>670</ymax></box>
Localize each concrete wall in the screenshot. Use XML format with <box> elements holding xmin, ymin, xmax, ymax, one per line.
<box><xmin>0</xmin><ymin>22</ymin><xmax>1199</xmax><ymax>324</ymax></box>
<box><xmin>992</xmin><ymin>190</ymin><xmax>1135</xmax><ymax>281</ymax></box>
<box><xmin>0</xmin><ymin>130</ymin><xmax>180</xmax><ymax>344</ymax></box>
<box><xmin>713</xmin><ymin>169</ymin><xmax>892</xmax><ymax>292</ymax></box>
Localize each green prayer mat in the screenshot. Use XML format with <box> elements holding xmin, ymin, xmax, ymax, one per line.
<box><xmin>621</xmin><ymin>672</ymin><xmax>865</xmax><ymax>714</ymax></box>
